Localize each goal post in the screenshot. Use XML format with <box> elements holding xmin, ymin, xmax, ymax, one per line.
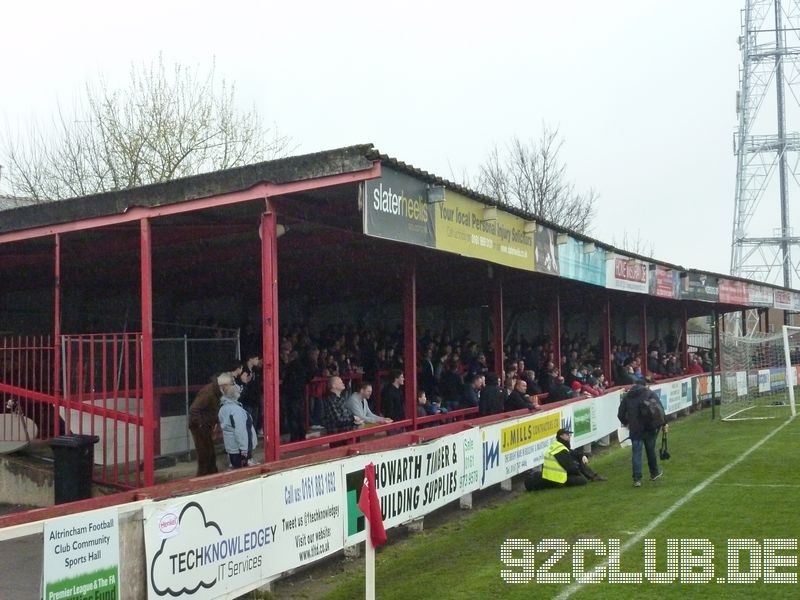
<box><xmin>718</xmin><ymin>326</ymin><xmax>799</xmax><ymax>421</ymax></box>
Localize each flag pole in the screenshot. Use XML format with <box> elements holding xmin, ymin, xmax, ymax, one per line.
<box><xmin>365</xmin><ymin>525</ymin><xmax>376</xmax><ymax>600</ymax></box>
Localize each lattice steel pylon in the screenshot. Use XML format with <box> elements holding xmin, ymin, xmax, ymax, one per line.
<box><xmin>732</xmin><ymin>0</ymin><xmax>800</xmax><ymax>334</ymax></box>
<box><xmin>732</xmin><ymin>1</ymin><xmax>800</xmax><ymax>289</ymax></box>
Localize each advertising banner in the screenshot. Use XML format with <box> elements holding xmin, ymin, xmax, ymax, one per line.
<box><xmin>651</xmin><ymin>379</ymin><xmax>692</xmax><ymax>414</ymax></box>
<box><xmin>478</xmin><ymin>409</ymin><xmax>563</xmax><ymax>489</ymax></box>
<box><xmin>679</xmin><ymin>273</ymin><xmax>719</xmax><ymax>302</ymax></box>
<box><xmin>533</xmin><ymin>224</ymin><xmax>560</xmax><ymax>275</ymax></box>
<box><xmin>557</xmin><ymin>237</ymin><xmax>606</xmax><ymax>286</ymax></box>
<box><xmin>605</xmin><ymin>256</ymin><xmax>649</xmax><ymax>294</ymax></box>
<box><xmin>342</xmin><ymin>429</ymin><xmax>480</xmax><ymax>546</ymax></box>
<box><xmin>144</xmin><ymin>464</ymin><xmax>346</xmax><ymax>600</ymax></box>
<box><xmin>433</xmin><ymin>190</ymin><xmax>534</xmax><ymax>271</ymax></box>
<box><xmin>773</xmin><ymin>290</ymin><xmax>794</xmax><ymax>310</ymax></box>
<box><xmin>747</xmin><ymin>284</ymin><xmax>773</xmax><ymax>307</ymax></box>
<box><xmin>758</xmin><ymin>369</ymin><xmax>771</xmax><ymax>393</ymax></box>
<box><xmin>649</xmin><ymin>265</ymin><xmax>678</xmax><ymax>299</ymax></box>
<box><xmin>43</xmin><ymin>507</ymin><xmax>120</xmax><ymax>600</ymax></box>
<box><xmin>719</xmin><ymin>279</ymin><xmax>748</xmax><ymax>305</ymax></box>
<box><xmin>363</xmin><ymin>167</ymin><xmax>435</xmax><ymax>248</ymax></box>
<box><xmin>694</xmin><ymin>374</ymin><xmax>720</xmax><ymax>403</ymax></box>
<box><xmin>560</xmin><ymin>392</ymin><xmax>622</xmax><ymax>448</ymax></box>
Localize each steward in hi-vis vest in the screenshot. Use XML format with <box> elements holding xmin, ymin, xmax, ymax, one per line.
<box><xmin>525</xmin><ymin>428</ymin><xmax>607</xmax><ymax>491</ymax></box>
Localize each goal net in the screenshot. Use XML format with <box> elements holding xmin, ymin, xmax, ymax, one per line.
<box><xmin>719</xmin><ymin>325</ymin><xmax>799</xmax><ymax>421</ymax></box>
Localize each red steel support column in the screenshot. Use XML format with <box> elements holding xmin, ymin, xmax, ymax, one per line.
<box><xmin>602</xmin><ymin>296</ymin><xmax>612</xmax><ymax>383</ymax></box>
<box><xmin>140</xmin><ymin>218</ymin><xmax>155</xmax><ymax>487</ymax></box>
<box><xmin>551</xmin><ymin>292</ymin><xmax>561</xmax><ymax>371</ymax></box>
<box><xmin>640</xmin><ymin>299</ymin><xmax>648</xmax><ymax>378</ymax></box>
<box><xmin>492</xmin><ymin>281</ymin><xmax>504</xmax><ymax>376</ymax></box>
<box><xmin>261</xmin><ymin>208</ymin><xmax>280</xmax><ymax>462</ymax></box>
<box><xmin>53</xmin><ymin>234</ymin><xmax>62</xmax><ymax>434</ymax></box>
<box><xmin>715</xmin><ymin>312</ymin><xmax>722</xmax><ymax>370</ymax></box>
<box><xmin>765</xmin><ymin>308</ymin><xmax>770</xmax><ymax>334</ymax></box>
<box><xmin>404</xmin><ymin>265</ymin><xmax>418</xmax><ymax>429</ymax></box>
<box><xmin>682</xmin><ymin>306</ymin><xmax>689</xmax><ymax>371</ymax></box>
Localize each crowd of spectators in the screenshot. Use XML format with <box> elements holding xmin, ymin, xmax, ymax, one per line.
<box><xmin>271</xmin><ymin>323</ymin><xmax>708</xmax><ymax>441</ymax></box>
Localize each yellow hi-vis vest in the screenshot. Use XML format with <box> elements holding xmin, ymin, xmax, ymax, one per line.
<box><xmin>542</xmin><ymin>440</ymin><xmax>569</xmax><ymax>484</ymax></box>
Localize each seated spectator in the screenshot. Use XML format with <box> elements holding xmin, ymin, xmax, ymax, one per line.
<box><xmin>461</xmin><ymin>373</ymin><xmax>484</xmax><ymax>408</ymax></box>
<box><xmin>570</xmin><ymin>380</ymin><xmax>585</xmax><ymax>396</ymax></box>
<box><xmin>522</xmin><ymin>370</ymin><xmax>542</xmax><ymax>396</ymax></box>
<box><xmin>505</xmin><ymin>379</ymin><xmax>540</xmax><ymax>411</ymax></box>
<box><xmin>686</xmin><ymin>357</ymin><xmax>704</xmax><ymax>374</ymax></box>
<box><xmin>479</xmin><ymin>372</ymin><xmax>505</xmax><ymax>416</ymax></box>
<box><xmin>581</xmin><ymin>376</ymin><xmax>603</xmax><ymax>397</ymax></box>
<box><xmin>548</xmin><ymin>376</ymin><xmax>575</xmax><ymax>402</ymax></box>
<box><xmin>322</xmin><ymin>376</ymin><xmax>363</xmax><ymax>443</ymax></box>
<box><xmin>439</xmin><ymin>359</ymin><xmax>464</xmax><ymax>410</ymax></box>
<box><xmin>347</xmin><ymin>382</ymin><xmax>392</xmax><ymax>425</ymax></box>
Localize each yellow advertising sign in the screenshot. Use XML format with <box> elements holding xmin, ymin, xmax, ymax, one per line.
<box><xmin>500</xmin><ymin>412</ymin><xmax>561</xmax><ymax>453</ymax></box>
<box><xmin>433</xmin><ymin>191</ymin><xmax>535</xmax><ymax>271</ymax></box>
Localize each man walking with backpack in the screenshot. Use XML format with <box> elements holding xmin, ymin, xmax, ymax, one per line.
<box><xmin>618</xmin><ymin>384</ymin><xmax>668</xmax><ymax>487</ymax></box>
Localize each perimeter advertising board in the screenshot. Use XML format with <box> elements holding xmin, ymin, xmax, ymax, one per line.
<box><xmin>43</xmin><ymin>507</ymin><xmax>120</xmax><ymax>600</ymax></box>
<box><xmin>343</xmin><ymin>429</ymin><xmax>481</xmax><ymax>546</ymax></box>
<box><xmin>144</xmin><ymin>463</ymin><xmax>345</xmax><ymax>600</ymax></box>
<box><xmin>478</xmin><ymin>409</ymin><xmax>562</xmax><ymax>489</ymax></box>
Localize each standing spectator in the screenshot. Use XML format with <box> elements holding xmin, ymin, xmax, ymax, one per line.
<box><xmin>218</xmin><ymin>373</ymin><xmax>257</xmax><ymax>469</ymax></box>
<box><xmin>381</xmin><ymin>369</ymin><xmax>406</xmax><ymax>422</ymax></box>
<box><xmin>188</xmin><ymin>375</ymin><xmax>222</xmax><ymax>476</ymax></box>
<box><xmin>479</xmin><ymin>372</ymin><xmax>505</xmax><ymax>416</ymax></box>
<box><xmin>283</xmin><ymin>347</ymin><xmax>320</xmax><ymax>442</ymax></box>
<box><xmin>238</xmin><ymin>354</ymin><xmax>263</xmax><ymax>435</ymax></box>
<box><xmin>617</xmin><ymin>384</ymin><xmax>667</xmax><ymax>487</ymax></box>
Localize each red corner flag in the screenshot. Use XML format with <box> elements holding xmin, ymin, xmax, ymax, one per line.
<box><xmin>358</xmin><ymin>462</ymin><xmax>387</xmax><ymax>548</ymax></box>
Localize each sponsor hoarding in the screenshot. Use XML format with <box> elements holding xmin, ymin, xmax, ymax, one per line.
<box><xmin>557</xmin><ymin>237</ymin><xmax>606</xmax><ymax>286</ymax></box>
<box><xmin>649</xmin><ymin>265</ymin><xmax>678</xmax><ymax>299</ymax></box>
<box><xmin>605</xmin><ymin>256</ymin><xmax>649</xmax><ymax>294</ymax></box>
<box><xmin>43</xmin><ymin>507</ymin><xmax>120</xmax><ymax>600</ymax></box>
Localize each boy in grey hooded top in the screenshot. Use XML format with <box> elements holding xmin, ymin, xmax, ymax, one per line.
<box><xmin>217</xmin><ymin>373</ymin><xmax>256</xmax><ymax>468</ymax></box>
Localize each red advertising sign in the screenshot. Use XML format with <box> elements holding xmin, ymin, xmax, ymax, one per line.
<box><xmin>614</xmin><ymin>258</ymin><xmax>647</xmax><ymax>284</ymax></box>
<box><xmin>718</xmin><ymin>279</ymin><xmax>748</xmax><ymax>305</ymax></box>
<box><xmin>650</xmin><ymin>265</ymin><xmax>677</xmax><ymax>299</ymax></box>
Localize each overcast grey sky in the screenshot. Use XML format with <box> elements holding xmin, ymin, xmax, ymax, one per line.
<box><xmin>2</xmin><ymin>1</ymin><xmax>746</xmax><ymax>275</ymax></box>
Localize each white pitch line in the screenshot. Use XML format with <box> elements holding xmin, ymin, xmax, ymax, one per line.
<box><xmin>713</xmin><ymin>482</ymin><xmax>800</xmax><ymax>488</ymax></box>
<box><xmin>552</xmin><ymin>417</ymin><xmax>795</xmax><ymax>600</ymax></box>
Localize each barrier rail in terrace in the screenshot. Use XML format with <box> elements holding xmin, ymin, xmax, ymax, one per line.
<box><xmin>61</xmin><ymin>333</ymin><xmax>145</xmax><ymax>488</ymax></box>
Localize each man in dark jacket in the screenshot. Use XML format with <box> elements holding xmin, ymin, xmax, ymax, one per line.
<box><xmin>618</xmin><ymin>384</ymin><xmax>668</xmax><ymax>486</ymax></box>
<box><xmin>381</xmin><ymin>369</ymin><xmax>405</xmax><ymax>422</ymax></box>
<box><xmin>283</xmin><ymin>347</ymin><xmax>320</xmax><ymax>441</ymax></box>
<box><xmin>505</xmin><ymin>379</ymin><xmax>539</xmax><ymax>411</ymax></box>
<box><xmin>524</xmin><ymin>428</ymin><xmax>606</xmax><ymax>490</ymax></box>
<box><xmin>461</xmin><ymin>373</ymin><xmax>484</xmax><ymax>408</ymax></box>
<box><xmin>547</xmin><ymin>376</ymin><xmax>575</xmax><ymax>402</ymax></box>
<box><xmin>479</xmin><ymin>372</ymin><xmax>505</xmax><ymax>416</ymax></box>
<box><xmin>188</xmin><ymin>375</ymin><xmax>222</xmax><ymax>476</ymax></box>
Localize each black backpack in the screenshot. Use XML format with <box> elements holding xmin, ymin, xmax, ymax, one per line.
<box><xmin>639</xmin><ymin>390</ymin><xmax>666</xmax><ymax>429</ymax></box>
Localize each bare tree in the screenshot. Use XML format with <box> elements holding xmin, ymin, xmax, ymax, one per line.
<box><xmin>2</xmin><ymin>56</ymin><xmax>290</xmax><ymax>202</ymax></box>
<box><xmin>476</xmin><ymin>126</ymin><xmax>597</xmax><ymax>233</ymax></box>
<box><xmin>611</xmin><ymin>229</ymin><xmax>655</xmax><ymax>258</ymax></box>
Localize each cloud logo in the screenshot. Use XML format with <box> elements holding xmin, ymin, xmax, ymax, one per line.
<box><xmin>150</xmin><ymin>501</ymin><xmax>223</xmax><ymax>597</ymax></box>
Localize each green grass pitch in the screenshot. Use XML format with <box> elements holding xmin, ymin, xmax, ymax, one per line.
<box><xmin>321</xmin><ymin>410</ymin><xmax>800</xmax><ymax>599</ymax></box>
